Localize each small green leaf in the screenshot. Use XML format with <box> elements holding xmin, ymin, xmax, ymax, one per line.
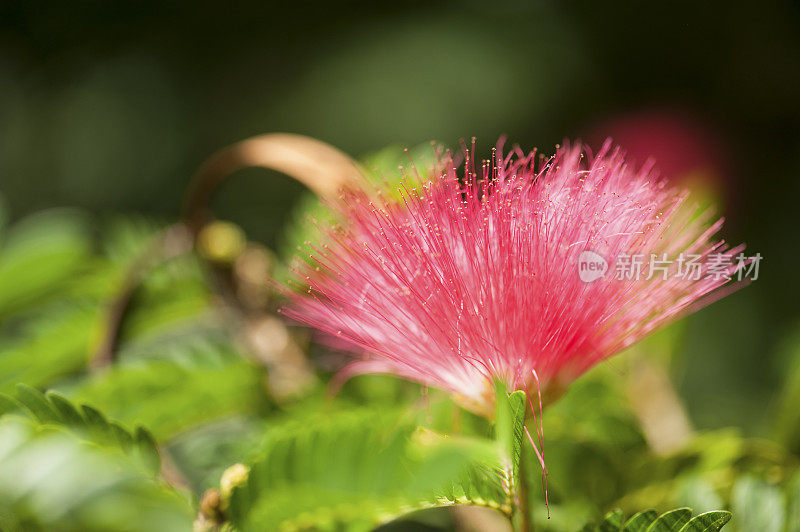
<box><xmin>80</xmin><ymin>404</ymin><xmax>110</xmax><ymax>443</ymax></box>
<box><xmin>0</xmin><ymin>416</ymin><xmax>192</xmax><ymax>530</ymax></box>
<box><xmin>494</xmin><ymin>381</ymin><xmax>526</xmax><ymax>484</ymax></box>
<box><xmin>624</xmin><ymin>510</ymin><xmax>658</xmax><ymax>532</ymax></box>
<box><xmin>228</xmin><ymin>408</ymin><xmax>511</xmax><ymax>531</ymax></box>
<box><xmin>0</xmin><ymin>393</ymin><xmax>22</xmax><ymax>416</ymax></box>
<box><xmin>78</xmin><ymin>403</ymin><xmax>107</xmax><ymax>424</ymax></box>
<box><xmin>110</xmin><ymin>422</ymin><xmax>134</xmax><ymax>453</ymax></box>
<box><xmin>678</xmin><ymin>511</ymin><xmax>732</xmax><ymax>532</ymax></box>
<box><xmin>599</xmin><ymin>508</ymin><xmax>623</xmax><ymax>531</ymax></box>
<box><xmin>645</xmin><ymin>508</ymin><xmax>692</xmax><ymax>532</ymax></box>
<box><xmin>134</xmin><ymin>426</ymin><xmax>162</xmax><ymax>475</ymax></box>
<box><xmin>15</xmin><ymin>383</ymin><xmax>59</xmax><ymax>423</ymax></box>
<box><xmin>2</xmin><ymin>385</ymin><xmax>161</xmax><ymax>475</ymax></box>
<box><xmin>46</xmin><ymin>391</ymin><xmax>85</xmax><ymax>427</ymax></box>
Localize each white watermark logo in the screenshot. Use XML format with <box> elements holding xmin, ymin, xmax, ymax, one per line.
<box><xmin>578</xmin><ymin>250</ymin><xmax>608</xmax><ymax>283</ymax></box>
<box><xmin>577</xmin><ymin>251</ymin><xmax>763</xmax><ymax>283</ymax></box>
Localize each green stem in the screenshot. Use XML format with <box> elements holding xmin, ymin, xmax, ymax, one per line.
<box><xmin>513</xmin><ymin>432</ymin><xmax>533</xmax><ymax>532</ymax></box>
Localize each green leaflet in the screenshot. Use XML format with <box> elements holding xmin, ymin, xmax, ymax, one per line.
<box><xmin>645</xmin><ymin>508</ymin><xmax>692</xmax><ymax>532</ymax></box>
<box><xmin>582</xmin><ymin>508</ymin><xmax>731</xmax><ymax>532</ymax></box>
<box><xmin>494</xmin><ymin>382</ymin><xmax>527</xmax><ymax>488</ymax></box>
<box><xmin>678</xmin><ymin>511</ymin><xmax>733</xmax><ymax>532</ymax></box>
<box><xmin>227</xmin><ymin>407</ymin><xmax>517</xmax><ymax>531</ymax></box>
<box><xmin>0</xmin><ymin>416</ymin><xmax>192</xmax><ymax>532</ymax></box>
<box><xmin>624</xmin><ymin>510</ymin><xmax>658</xmax><ymax>532</ymax></box>
<box><xmin>0</xmin><ymin>384</ymin><xmax>160</xmax><ymax>476</ymax></box>
<box><xmin>599</xmin><ymin>509</ymin><xmax>623</xmax><ymax>531</ymax></box>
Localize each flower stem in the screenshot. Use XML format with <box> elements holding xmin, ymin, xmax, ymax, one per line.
<box><xmin>513</xmin><ymin>450</ymin><xmax>533</xmax><ymax>532</ymax></box>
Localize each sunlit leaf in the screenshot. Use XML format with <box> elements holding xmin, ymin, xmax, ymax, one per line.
<box><xmin>623</xmin><ymin>510</ymin><xmax>658</xmax><ymax>532</ymax></box>
<box><xmin>678</xmin><ymin>511</ymin><xmax>731</xmax><ymax>532</ymax></box>
<box><xmin>228</xmin><ymin>407</ymin><xmax>515</xmax><ymax>531</ymax></box>
<box><xmin>0</xmin><ymin>384</ymin><xmax>160</xmax><ymax>475</ymax></box>
<box><xmin>0</xmin><ymin>417</ymin><xmax>192</xmax><ymax>531</ymax></box>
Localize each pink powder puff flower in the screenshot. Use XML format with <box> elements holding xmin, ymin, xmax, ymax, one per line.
<box><xmin>283</xmin><ymin>139</ymin><xmax>745</xmax><ymax>417</ymax></box>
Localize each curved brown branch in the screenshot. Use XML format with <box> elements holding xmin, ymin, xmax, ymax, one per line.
<box><xmin>182</xmin><ymin>132</ymin><xmax>365</xmax><ymax>234</ymax></box>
